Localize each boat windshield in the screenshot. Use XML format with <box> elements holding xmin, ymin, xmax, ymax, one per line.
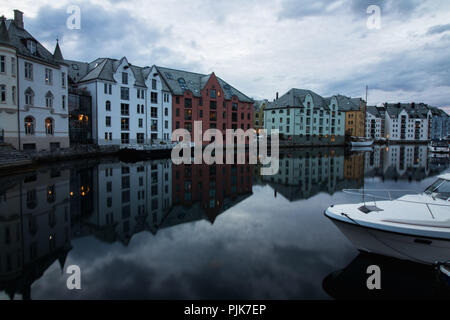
<box><xmin>424</xmin><ymin>178</ymin><xmax>450</xmax><ymax>200</ymax></box>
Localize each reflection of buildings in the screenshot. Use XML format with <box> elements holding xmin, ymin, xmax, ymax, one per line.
<box><xmin>365</xmin><ymin>145</ymin><xmax>449</xmax><ymax>180</ymax></box>
<box><xmin>170</xmin><ymin>163</ymin><xmax>253</xmax><ymax>224</ymax></box>
<box><xmin>81</xmin><ymin>159</ymin><xmax>172</xmax><ymax>245</ymax></box>
<box><xmin>0</xmin><ymin>166</ymin><xmax>71</xmax><ymax>299</ymax></box>
<box><xmin>261</xmin><ymin>148</ymin><xmax>364</xmax><ymax>201</ymax></box>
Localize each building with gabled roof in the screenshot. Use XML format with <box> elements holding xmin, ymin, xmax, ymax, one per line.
<box><xmin>264</xmin><ymin>89</ymin><xmax>349</xmax><ymax>145</ymax></box>
<box><xmin>156</xmin><ymin>66</ymin><xmax>254</xmax><ymax>143</ymax></box>
<box><xmin>1</xmin><ymin>10</ymin><xmax>69</xmax><ymax>151</ymax></box>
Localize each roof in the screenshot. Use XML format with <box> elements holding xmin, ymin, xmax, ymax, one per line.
<box><xmin>265</xmin><ymin>89</ymin><xmax>363</xmax><ymax>111</ymax></box>
<box><xmin>4</xmin><ymin>19</ymin><xmax>62</xmax><ymax>67</ymax></box>
<box><xmin>384</xmin><ymin>103</ymin><xmax>433</xmax><ymax>119</ymax></box>
<box><xmin>0</xmin><ymin>17</ymin><xmax>12</xmax><ymax>47</ymax></box>
<box><xmin>156</xmin><ymin>66</ymin><xmax>253</xmax><ymax>103</ymax></box>
<box><xmin>66</xmin><ymin>57</ymin><xmax>149</xmax><ymax>87</ymax></box>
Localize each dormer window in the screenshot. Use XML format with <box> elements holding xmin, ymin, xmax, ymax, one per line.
<box><xmin>122</xmin><ymin>72</ymin><xmax>128</xmax><ymax>85</ymax></box>
<box><xmin>27</xmin><ymin>40</ymin><xmax>37</xmax><ymax>55</ymax></box>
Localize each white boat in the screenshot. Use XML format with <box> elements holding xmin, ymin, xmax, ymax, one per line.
<box><xmin>349</xmin><ymin>137</ymin><xmax>374</xmax><ymax>147</ymax></box>
<box><xmin>325</xmin><ymin>173</ymin><xmax>450</xmax><ymax>265</ymax></box>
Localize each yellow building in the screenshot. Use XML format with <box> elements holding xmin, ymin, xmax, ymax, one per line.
<box><xmin>253</xmin><ymin>100</ymin><xmax>268</xmax><ymax>132</ymax></box>
<box><xmin>336</xmin><ymin>95</ymin><xmax>366</xmax><ymax>137</ymax></box>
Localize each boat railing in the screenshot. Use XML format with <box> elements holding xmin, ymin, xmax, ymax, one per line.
<box><xmin>342</xmin><ymin>189</ymin><xmax>450</xmax><ymax>209</ymax></box>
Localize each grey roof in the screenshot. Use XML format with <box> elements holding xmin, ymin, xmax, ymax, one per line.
<box><xmin>253</xmin><ymin>99</ymin><xmax>269</xmax><ymax>111</ymax></box>
<box><xmin>66</xmin><ymin>57</ymin><xmax>149</xmax><ymax>87</ymax></box>
<box><xmin>266</xmin><ymin>88</ymin><xmax>328</xmax><ymax>110</ymax></box>
<box><xmin>53</xmin><ymin>41</ymin><xmax>64</xmax><ymax>62</ymax></box>
<box><xmin>266</xmin><ymin>89</ymin><xmax>365</xmax><ymax>112</ymax></box>
<box><xmin>384</xmin><ymin>103</ymin><xmax>432</xmax><ymax>119</ymax></box>
<box><xmin>156</xmin><ymin>66</ymin><xmax>253</xmax><ymax>103</ymax></box>
<box><xmin>4</xmin><ymin>19</ymin><xmax>62</xmax><ymax>67</ymax></box>
<box><xmin>0</xmin><ymin>17</ymin><xmax>12</xmax><ymax>47</ymax></box>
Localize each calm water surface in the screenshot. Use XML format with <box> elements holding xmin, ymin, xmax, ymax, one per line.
<box><xmin>0</xmin><ymin>145</ymin><xmax>449</xmax><ymax>299</ymax></box>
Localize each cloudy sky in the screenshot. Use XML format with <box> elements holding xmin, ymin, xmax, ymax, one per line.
<box><xmin>2</xmin><ymin>0</ymin><xmax>450</xmax><ymax>112</ymax></box>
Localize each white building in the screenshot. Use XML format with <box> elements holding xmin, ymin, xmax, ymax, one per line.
<box><xmin>3</xmin><ymin>10</ymin><xmax>69</xmax><ymax>151</ymax></box>
<box><xmin>384</xmin><ymin>103</ymin><xmax>431</xmax><ymax>142</ymax></box>
<box><xmin>0</xmin><ymin>17</ymin><xmax>19</xmax><ymax>148</ymax></box>
<box><xmin>365</xmin><ymin>105</ymin><xmax>385</xmax><ymax>140</ymax></box>
<box><xmin>67</xmin><ymin>58</ymin><xmax>172</xmax><ymax>146</ymax></box>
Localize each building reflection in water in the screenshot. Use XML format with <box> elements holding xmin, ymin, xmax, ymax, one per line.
<box><xmin>0</xmin><ymin>167</ymin><xmax>71</xmax><ymax>300</ymax></box>
<box><xmin>0</xmin><ymin>146</ymin><xmax>447</xmax><ymax>299</ymax></box>
<box><xmin>259</xmin><ymin>148</ymin><xmax>365</xmax><ymax>201</ymax></box>
<box><xmin>365</xmin><ymin>144</ymin><xmax>449</xmax><ymax>181</ymax></box>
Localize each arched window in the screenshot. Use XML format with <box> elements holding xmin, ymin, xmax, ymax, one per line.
<box><xmin>45</xmin><ymin>91</ymin><xmax>54</xmax><ymax>108</ymax></box>
<box><xmin>45</xmin><ymin>118</ymin><xmax>54</xmax><ymax>135</ymax></box>
<box><xmin>24</xmin><ymin>116</ymin><xmax>35</xmax><ymax>135</ymax></box>
<box><xmin>25</xmin><ymin>87</ymin><xmax>34</xmax><ymax>105</ymax></box>
<box><xmin>106</xmin><ymin>100</ymin><xmax>111</xmax><ymax>111</ymax></box>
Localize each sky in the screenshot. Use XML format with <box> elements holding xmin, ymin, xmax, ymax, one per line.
<box><xmin>1</xmin><ymin>0</ymin><xmax>450</xmax><ymax>112</ymax></box>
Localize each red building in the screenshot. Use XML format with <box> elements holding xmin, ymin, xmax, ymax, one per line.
<box><xmin>156</xmin><ymin>67</ymin><xmax>254</xmax><ymax>143</ymax></box>
<box><xmin>172</xmin><ymin>163</ymin><xmax>253</xmax><ymax>223</ymax></box>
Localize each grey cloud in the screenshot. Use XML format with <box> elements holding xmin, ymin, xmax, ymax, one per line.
<box><xmin>427</xmin><ymin>24</ymin><xmax>450</xmax><ymax>35</ymax></box>
<box><xmin>278</xmin><ymin>0</ymin><xmax>344</xmax><ymax>20</ymax></box>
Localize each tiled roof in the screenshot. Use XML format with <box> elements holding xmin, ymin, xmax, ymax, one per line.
<box><xmin>4</xmin><ymin>19</ymin><xmax>62</xmax><ymax>67</ymax></box>
<box><xmin>156</xmin><ymin>66</ymin><xmax>253</xmax><ymax>103</ymax></box>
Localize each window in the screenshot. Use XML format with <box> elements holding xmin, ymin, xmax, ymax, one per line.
<box><xmin>210</xmin><ymin>101</ymin><xmax>217</xmax><ymax>109</ymax></box>
<box><xmin>45</xmin><ymin>118</ymin><xmax>54</xmax><ymax>135</ymax></box>
<box><xmin>121</xmin><ymin>133</ymin><xmax>129</xmax><ymax>144</ymax></box>
<box><xmin>0</xmin><ymin>85</ymin><xmax>5</xmax><ymax>102</ymax></box>
<box><xmin>11</xmin><ymin>57</ymin><xmax>16</xmax><ymax>76</ymax></box>
<box><xmin>164</xmin><ymin>107</ymin><xmax>168</xmax><ymax>116</ymax></box>
<box><xmin>25</xmin><ymin>62</ymin><xmax>33</xmax><ymax>80</ymax></box>
<box><xmin>27</xmin><ymin>40</ymin><xmax>36</xmax><ymax>54</ymax></box>
<box><xmin>106</xmin><ymin>116</ymin><xmax>111</xmax><ymax>127</ymax></box>
<box><xmin>151</xmin><ymin>107</ymin><xmax>157</xmax><ymax>118</ymax></box>
<box><xmin>122</xmin><ymin>72</ymin><xmax>128</xmax><ymax>84</ymax></box>
<box><xmin>121</xmin><ymin>87</ymin><xmax>129</xmax><ymax>100</ymax></box>
<box><xmin>106</xmin><ymin>100</ymin><xmax>111</xmax><ymax>111</ymax></box>
<box><xmin>108</xmin><ymin>84</ymin><xmax>112</xmax><ymax>94</ymax></box>
<box><xmin>62</xmin><ymin>95</ymin><xmax>66</xmax><ymax>110</ymax></box>
<box><xmin>12</xmin><ymin>86</ymin><xmax>16</xmax><ymax>104</ymax></box>
<box><xmin>152</xmin><ymin>79</ymin><xmax>157</xmax><ymax>90</ymax></box>
<box><xmin>210</xmin><ymin>89</ymin><xmax>216</xmax><ymax>98</ymax></box>
<box><xmin>165</xmin><ymin>120</ymin><xmax>168</xmax><ymax>129</ymax></box>
<box><xmin>24</xmin><ymin>116</ymin><xmax>35</xmax><ymax>135</ymax></box>
<box><xmin>45</xmin><ymin>91</ymin><xmax>53</xmax><ymax>108</ymax></box>
<box><xmin>137</xmin><ymin>104</ymin><xmax>140</xmax><ymax>114</ymax></box>
<box><xmin>61</xmin><ymin>72</ymin><xmax>66</xmax><ymax>87</ymax></box>
<box><xmin>104</xmin><ymin>83</ymin><xmax>108</xmax><ymax>94</ymax></box>
<box><xmin>25</xmin><ymin>87</ymin><xmax>34</xmax><ymax>105</ymax></box>
<box><xmin>121</xmin><ymin>103</ymin><xmax>129</xmax><ymax>115</ymax></box>
<box><xmin>141</xmin><ymin>105</ymin><xmax>144</xmax><ymax>114</ymax></box>
<box><xmin>151</xmin><ymin>92</ymin><xmax>158</xmax><ymax>104</ymax></box>
<box><xmin>121</xmin><ymin>118</ymin><xmax>129</xmax><ymax>130</ymax></box>
<box><xmin>137</xmin><ymin>133</ymin><xmax>144</xmax><ymax>144</ymax></box>
<box><xmin>0</xmin><ymin>56</ymin><xmax>4</xmax><ymax>73</ymax></box>
<box><xmin>45</xmin><ymin>68</ymin><xmax>52</xmax><ymax>85</ymax></box>
<box><xmin>151</xmin><ymin>120</ymin><xmax>158</xmax><ymax>131</ymax></box>
<box><xmin>139</xmin><ymin>118</ymin><xmax>143</xmax><ymax>128</ymax></box>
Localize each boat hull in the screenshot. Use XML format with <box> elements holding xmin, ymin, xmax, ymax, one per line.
<box><xmin>350</xmin><ymin>140</ymin><xmax>374</xmax><ymax>147</ymax></box>
<box><xmin>327</xmin><ymin>215</ymin><xmax>450</xmax><ymax>265</ymax></box>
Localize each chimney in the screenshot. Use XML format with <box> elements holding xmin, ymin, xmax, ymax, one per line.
<box><xmin>276</xmin><ymin>92</ymin><xmax>279</xmax><ymax>100</ymax></box>
<box><xmin>14</xmin><ymin>10</ymin><xmax>24</xmax><ymax>29</ymax></box>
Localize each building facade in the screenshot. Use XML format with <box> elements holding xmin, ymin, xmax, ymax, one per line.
<box><xmin>336</xmin><ymin>95</ymin><xmax>366</xmax><ymax>138</ymax></box>
<box><xmin>0</xmin><ymin>17</ymin><xmax>19</xmax><ymax>148</ymax></box>
<box><xmin>2</xmin><ymin>11</ymin><xmax>69</xmax><ymax>151</ymax></box>
<box><xmin>429</xmin><ymin>106</ymin><xmax>449</xmax><ymax>140</ymax></box>
<box><xmin>253</xmin><ymin>99</ymin><xmax>268</xmax><ymax>132</ymax></box>
<box><xmin>264</xmin><ymin>89</ymin><xmax>346</xmax><ymax>145</ymax></box>
<box><xmin>156</xmin><ymin>67</ymin><xmax>254</xmax><ymax>144</ymax></box>
<box><xmin>384</xmin><ymin>103</ymin><xmax>431</xmax><ymax>142</ymax></box>
<box><xmin>365</xmin><ymin>105</ymin><xmax>385</xmax><ymax>140</ymax></box>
